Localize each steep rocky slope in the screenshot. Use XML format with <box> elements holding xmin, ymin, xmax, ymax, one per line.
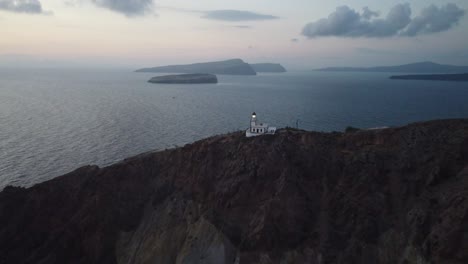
<box><xmin>0</xmin><ymin>119</ymin><xmax>467</xmax><ymax>264</ymax></box>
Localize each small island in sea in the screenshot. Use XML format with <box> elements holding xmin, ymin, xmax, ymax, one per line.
<box><xmin>148</xmin><ymin>73</ymin><xmax>218</xmax><ymax>84</ymax></box>
<box><xmin>390</xmin><ymin>73</ymin><xmax>468</xmax><ymax>82</ymax></box>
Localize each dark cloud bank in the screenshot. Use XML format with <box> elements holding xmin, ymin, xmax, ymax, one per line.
<box><xmin>302</xmin><ymin>3</ymin><xmax>465</xmax><ymax>38</ymax></box>
<box><xmin>202</xmin><ymin>10</ymin><xmax>279</xmax><ymax>21</ymax></box>
<box><xmin>0</xmin><ymin>0</ymin><xmax>51</xmax><ymax>14</ymax></box>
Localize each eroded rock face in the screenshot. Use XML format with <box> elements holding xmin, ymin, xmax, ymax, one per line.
<box><xmin>0</xmin><ymin>119</ymin><xmax>467</xmax><ymax>264</ymax></box>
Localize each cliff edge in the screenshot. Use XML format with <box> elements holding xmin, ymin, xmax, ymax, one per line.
<box><xmin>1</xmin><ymin>119</ymin><xmax>467</xmax><ymax>264</ymax></box>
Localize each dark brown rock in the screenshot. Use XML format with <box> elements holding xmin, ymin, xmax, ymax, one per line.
<box><xmin>0</xmin><ymin>119</ymin><xmax>467</xmax><ymax>264</ymax></box>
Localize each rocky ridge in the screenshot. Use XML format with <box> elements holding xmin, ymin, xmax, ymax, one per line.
<box><xmin>0</xmin><ymin>119</ymin><xmax>467</xmax><ymax>264</ymax></box>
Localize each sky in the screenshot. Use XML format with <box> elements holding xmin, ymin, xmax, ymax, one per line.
<box><xmin>0</xmin><ymin>0</ymin><xmax>467</xmax><ymax>69</ymax></box>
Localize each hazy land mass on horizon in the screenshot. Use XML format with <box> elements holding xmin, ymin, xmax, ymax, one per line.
<box><xmin>317</xmin><ymin>61</ymin><xmax>468</xmax><ymax>73</ymax></box>
<box><xmin>390</xmin><ymin>73</ymin><xmax>468</xmax><ymax>82</ymax></box>
<box><xmin>135</xmin><ymin>59</ymin><xmax>287</xmax><ymax>75</ymax></box>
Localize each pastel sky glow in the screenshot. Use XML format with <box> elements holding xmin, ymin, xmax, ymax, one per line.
<box><xmin>1</xmin><ymin>0</ymin><xmax>467</xmax><ymax>69</ymax></box>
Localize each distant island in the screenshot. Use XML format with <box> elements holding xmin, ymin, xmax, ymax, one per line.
<box><xmin>148</xmin><ymin>73</ymin><xmax>218</xmax><ymax>84</ymax></box>
<box><xmin>136</xmin><ymin>59</ymin><xmax>287</xmax><ymax>75</ymax></box>
<box><xmin>136</xmin><ymin>59</ymin><xmax>256</xmax><ymax>75</ymax></box>
<box><xmin>317</xmin><ymin>61</ymin><xmax>468</xmax><ymax>73</ymax></box>
<box><xmin>250</xmin><ymin>63</ymin><xmax>286</xmax><ymax>73</ymax></box>
<box><xmin>390</xmin><ymin>73</ymin><xmax>468</xmax><ymax>82</ymax></box>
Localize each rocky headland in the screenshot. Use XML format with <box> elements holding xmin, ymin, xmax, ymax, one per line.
<box><xmin>148</xmin><ymin>74</ymin><xmax>218</xmax><ymax>84</ymax></box>
<box><xmin>0</xmin><ymin>119</ymin><xmax>467</xmax><ymax>264</ymax></box>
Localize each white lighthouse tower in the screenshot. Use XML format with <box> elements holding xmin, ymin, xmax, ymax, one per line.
<box><xmin>246</xmin><ymin>112</ymin><xmax>276</xmax><ymax>137</ymax></box>
<box><xmin>250</xmin><ymin>112</ymin><xmax>257</xmax><ymax>131</ymax></box>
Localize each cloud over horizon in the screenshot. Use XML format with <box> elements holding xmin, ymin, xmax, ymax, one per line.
<box><xmin>202</xmin><ymin>10</ymin><xmax>279</xmax><ymax>21</ymax></box>
<box><xmin>302</xmin><ymin>3</ymin><xmax>465</xmax><ymax>38</ymax></box>
<box><xmin>92</xmin><ymin>0</ymin><xmax>153</xmax><ymax>16</ymax></box>
<box><xmin>0</xmin><ymin>0</ymin><xmax>51</xmax><ymax>14</ymax></box>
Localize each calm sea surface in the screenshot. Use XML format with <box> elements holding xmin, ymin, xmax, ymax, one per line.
<box><xmin>1</xmin><ymin>68</ymin><xmax>467</xmax><ymax>188</ymax></box>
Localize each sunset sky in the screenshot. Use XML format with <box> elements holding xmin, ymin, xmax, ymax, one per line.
<box><xmin>1</xmin><ymin>0</ymin><xmax>467</xmax><ymax>69</ymax></box>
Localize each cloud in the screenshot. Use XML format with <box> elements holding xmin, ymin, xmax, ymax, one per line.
<box><xmin>92</xmin><ymin>0</ymin><xmax>153</xmax><ymax>17</ymax></box>
<box><xmin>362</xmin><ymin>7</ymin><xmax>379</xmax><ymax>19</ymax></box>
<box><xmin>302</xmin><ymin>3</ymin><xmax>465</xmax><ymax>38</ymax></box>
<box><xmin>0</xmin><ymin>0</ymin><xmax>51</xmax><ymax>14</ymax></box>
<box><xmin>291</xmin><ymin>38</ymin><xmax>299</xmax><ymax>42</ymax></box>
<box><xmin>202</xmin><ymin>10</ymin><xmax>279</xmax><ymax>21</ymax></box>
<box><xmin>402</xmin><ymin>4</ymin><xmax>465</xmax><ymax>36</ymax></box>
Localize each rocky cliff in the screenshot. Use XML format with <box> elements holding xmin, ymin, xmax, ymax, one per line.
<box><xmin>1</xmin><ymin>119</ymin><xmax>468</xmax><ymax>264</ymax></box>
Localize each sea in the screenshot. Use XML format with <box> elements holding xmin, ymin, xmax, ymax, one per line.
<box><xmin>1</xmin><ymin>68</ymin><xmax>467</xmax><ymax>188</ymax></box>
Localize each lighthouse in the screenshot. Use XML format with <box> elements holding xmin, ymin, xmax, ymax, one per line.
<box><xmin>250</xmin><ymin>112</ymin><xmax>257</xmax><ymax>132</ymax></box>
<box><xmin>246</xmin><ymin>112</ymin><xmax>276</xmax><ymax>137</ymax></box>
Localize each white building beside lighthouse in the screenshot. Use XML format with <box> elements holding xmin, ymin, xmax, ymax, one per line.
<box><xmin>246</xmin><ymin>112</ymin><xmax>276</xmax><ymax>137</ymax></box>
